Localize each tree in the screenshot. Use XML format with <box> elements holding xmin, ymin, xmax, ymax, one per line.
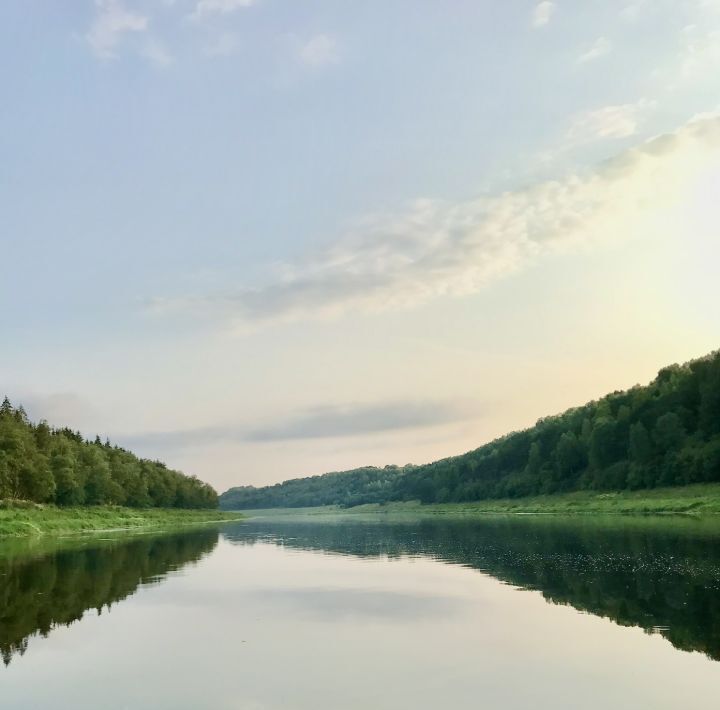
<box><xmin>17</xmin><ymin>457</ymin><xmax>55</xmax><ymax>502</ymax></box>
<box><xmin>699</xmin><ymin>366</ymin><xmax>720</xmax><ymax>437</ymax></box>
<box><xmin>81</xmin><ymin>448</ymin><xmax>113</xmax><ymax>505</ymax></box>
<box><xmin>0</xmin><ymin>452</ymin><xmax>15</xmax><ymax>499</ymax></box>
<box><xmin>555</xmin><ymin>432</ymin><xmax>587</xmax><ymax>482</ymax></box>
<box><xmin>0</xmin><ymin>397</ymin><xmax>13</xmax><ymax>417</ymax></box>
<box><xmin>590</xmin><ymin>418</ymin><xmax>625</xmax><ymax>471</ymax></box>
<box><xmin>627</xmin><ymin>422</ymin><xmax>653</xmax><ymax>489</ymax></box>
<box><xmin>629</xmin><ymin>422</ymin><xmax>653</xmax><ymax>464</ymax></box>
<box><xmin>654</xmin><ymin>412</ymin><xmax>686</xmax><ymax>452</ymax></box>
<box><xmin>51</xmin><ymin>442</ymin><xmax>83</xmax><ymax>506</ymax></box>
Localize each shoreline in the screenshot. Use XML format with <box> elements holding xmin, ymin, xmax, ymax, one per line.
<box><xmin>225</xmin><ymin>483</ymin><xmax>720</xmax><ymax>518</ymax></box>
<box><xmin>0</xmin><ymin>503</ymin><xmax>244</xmax><ymax>539</ymax></box>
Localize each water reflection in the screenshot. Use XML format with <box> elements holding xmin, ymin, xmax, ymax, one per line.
<box><xmin>0</xmin><ymin>530</ymin><xmax>218</xmax><ymax>665</ymax></box>
<box><xmin>223</xmin><ymin>515</ymin><xmax>720</xmax><ymax>661</ymax></box>
<box><xmin>3</xmin><ymin>513</ymin><xmax>720</xmax><ymax>678</ymax></box>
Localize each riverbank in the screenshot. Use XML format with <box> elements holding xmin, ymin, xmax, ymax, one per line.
<box><xmin>0</xmin><ymin>502</ymin><xmax>244</xmax><ymax>538</ymax></box>
<box><xmin>236</xmin><ymin>483</ymin><xmax>720</xmax><ymax>518</ymax></box>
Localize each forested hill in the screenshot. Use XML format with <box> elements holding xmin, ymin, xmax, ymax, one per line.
<box><xmin>0</xmin><ymin>399</ymin><xmax>218</xmax><ymax>509</ymax></box>
<box><xmin>220</xmin><ymin>349</ymin><xmax>720</xmax><ymax>510</ymax></box>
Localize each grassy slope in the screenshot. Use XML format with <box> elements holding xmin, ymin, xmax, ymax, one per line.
<box><xmin>0</xmin><ymin>503</ymin><xmax>244</xmax><ymax>538</ymax></box>
<box><xmin>237</xmin><ymin>483</ymin><xmax>720</xmax><ymax>518</ymax></box>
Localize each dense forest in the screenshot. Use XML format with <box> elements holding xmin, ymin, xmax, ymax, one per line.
<box><xmin>221</xmin><ymin>349</ymin><xmax>720</xmax><ymax>509</ymax></box>
<box><xmin>0</xmin><ymin>399</ymin><xmax>218</xmax><ymax>509</ymax></box>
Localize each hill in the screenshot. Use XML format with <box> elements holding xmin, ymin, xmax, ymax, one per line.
<box><xmin>220</xmin><ymin>349</ymin><xmax>720</xmax><ymax>510</ymax></box>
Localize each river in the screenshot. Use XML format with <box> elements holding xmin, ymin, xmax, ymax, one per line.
<box><xmin>2</xmin><ymin>514</ymin><xmax>719</xmax><ymax>708</ymax></box>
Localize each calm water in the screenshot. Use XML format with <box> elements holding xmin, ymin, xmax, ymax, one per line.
<box><xmin>2</xmin><ymin>515</ymin><xmax>720</xmax><ymax>709</ymax></box>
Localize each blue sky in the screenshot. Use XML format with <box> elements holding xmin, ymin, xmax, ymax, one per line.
<box><xmin>2</xmin><ymin>1</ymin><xmax>720</xmax><ymax>489</ymax></box>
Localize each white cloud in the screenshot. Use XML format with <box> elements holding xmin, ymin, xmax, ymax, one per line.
<box><xmin>532</xmin><ymin>1</ymin><xmax>556</xmax><ymax>28</ymax></box>
<box><xmin>191</xmin><ymin>0</ymin><xmax>254</xmax><ymax>19</ymax></box>
<box><xmin>565</xmin><ymin>100</ymin><xmax>651</xmax><ymax>144</ymax></box>
<box><xmin>151</xmin><ymin>116</ymin><xmax>720</xmax><ymax>327</ymax></box>
<box><xmin>577</xmin><ymin>36</ymin><xmax>613</xmax><ymax>63</ymax></box>
<box><xmin>299</xmin><ymin>34</ymin><xmax>339</xmax><ymax>67</ymax></box>
<box><xmin>86</xmin><ymin>0</ymin><xmax>148</xmax><ymax>59</ymax></box>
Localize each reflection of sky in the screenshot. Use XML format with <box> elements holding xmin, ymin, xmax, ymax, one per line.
<box><xmin>3</xmin><ymin>537</ymin><xmax>720</xmax><ymax>710</ymax></box>
<box><xmin>167</xmin><ymin>585</ymin><xmax>466</xmax><ymax>622</ymax></box>
<box><xmin>3</xmin><ymin>3</ymin><xmax>720</xmax><ymax>490</ymax></box>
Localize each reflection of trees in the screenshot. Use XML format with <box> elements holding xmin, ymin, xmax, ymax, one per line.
<box><xmin>223</xmin><ymin>517</ymin><xmax>720</xmax><ymax>660</ymax></box>
<box><xmin>0</xmin><ymin>531</ymin><xmax>218</xmax><ymax>665</ymax></box>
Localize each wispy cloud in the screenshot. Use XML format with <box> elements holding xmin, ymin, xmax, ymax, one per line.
<box><xmin>122</xmin><ymin>399</ymin><xmax>475</xmax><ymax>449</ymax></box>
<box><xmin>577</xmin><ymin>36</ymin><xmax>612</xmax><ymax>63</ymax></box>
<box><xmin>151</xmin><ymin>116</ymin><xmax>720</xmax><ymax>327</ymax></box>
<box><xmin>86</xmin><ymin>0</ymin><xmax>148</xmax><ymax>59</ymax></box>
<box><xmin>298</xmin><ymin>34</ymin><xmax>339</xmax><ymax>67</ymax></box>
<box><xmin>565</xmin><ymin>100</ymin><xmax>651</xmax><ymax>144</ymax></box>
<box><xmin>532</xmin><ymin>1</ymin><xmax>556</xmax><ymax>28</ymax></box>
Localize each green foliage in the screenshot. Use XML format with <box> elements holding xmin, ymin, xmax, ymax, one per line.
<box><xmin>0</xmin><ymin>401</ymin><xmax>218</xmax><ymax>509</ymax></box>
<box><xmin>0</xmin><ymin>504</ymin><xmax>241</xmax><ymax>538</ymax></box>
<box><xmin>220</xmin><ymin>348</ymin><xmax>720</xmax><ymax>510</ymax></box>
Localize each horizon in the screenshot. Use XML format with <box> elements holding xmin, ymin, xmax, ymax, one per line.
<box><xmin>3</xmin><ymin>1</ymin><xmax>720</xmax><ymax>491</ymax></box>
<box><xmin>4</xmin><ymin>343</ymin><xmax>719</xmax><ymax>492</ymax></box>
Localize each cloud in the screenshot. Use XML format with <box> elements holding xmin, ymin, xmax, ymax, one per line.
<box><xmin>150</xmin><ymin>116</ymin><xmax>720</xmax><ymax>327</ymax></box>
<box><xmin>190</xmin><ymin>0</ymin><xmax>254</xmax><ymax>19</ymax></box>
<box><xmin>122</xmin><ymin>399</ymin><xmax>475</xmax><ymax>449</ymax></box>
<box><xmin>532</xmin><ymin>1</ymin><xmax>556</xmax><ymax>28</ymax></box>
<box><xmin>86</xmin><ymin>0</ymin><xmax>148</xmax><ymax>59</ymax></box>
<box><xmin>577</xmin><ymin>37</ymin><xmax>612</xmax><ymax>63</ymax></box>
<box><xmin>298</xmin><ymin>34</ymin><xmax>339</xmax><ymax>67</ymax></box>
<box><xmin>565</xmin><ymin>100</ymin><xmax>651</xmax><ymax>144</ymax></box>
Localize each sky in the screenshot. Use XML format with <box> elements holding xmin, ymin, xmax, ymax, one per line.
<box><xmin>2</xmin><ymin>1</ymin><xmax>720</xmax><ymax>491</ymax></box>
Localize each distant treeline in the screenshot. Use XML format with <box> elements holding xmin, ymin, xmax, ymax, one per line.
<box><xmin>221</xmin><ymin>349</ymin><xmax>720</xmax><ymax>509</ymax></box>
<box><xmin>0</xmin><ymin>399</ymin><xmax>218</xmax><ymax>509</ymax></box>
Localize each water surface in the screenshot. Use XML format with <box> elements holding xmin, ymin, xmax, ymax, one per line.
<box><xmin>2</xmin><ymin>515</ymin><xmax>720</xmax><ymax>708</ymax></box>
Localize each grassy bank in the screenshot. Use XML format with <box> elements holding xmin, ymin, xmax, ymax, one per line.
<box><xmin>237</xmin><ymin>483</ymin><xmax>720</xmax><ymax>519</ymax></box>
<box><xmin>0</xmin><ymin>502</ymin><xmax>244</xmax><ymax>538</ymax></box>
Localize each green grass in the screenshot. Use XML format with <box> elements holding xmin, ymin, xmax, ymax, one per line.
<box><xmin>0</xmin><ymin>502</ymin><xmax>244</xmax><ymax>538</ymax></box>
<box><xmin>237</xmin><ymin>483</ymin><xmax>720</xmax><ymax>519</ymax></box>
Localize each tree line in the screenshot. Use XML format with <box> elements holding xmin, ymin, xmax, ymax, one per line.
<box><xmin>0</xmin><ymin>399</ymin><xmax>218</xmax><ymax>509</ymax></box>
<box><xmin>220</xmin><ymin>348</ymin><xmax>720</xmax><ymax>509</ymax></box>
